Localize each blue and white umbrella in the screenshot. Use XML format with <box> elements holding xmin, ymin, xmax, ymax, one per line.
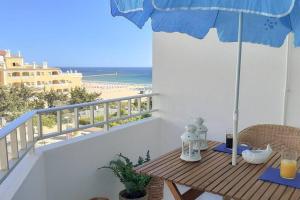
<box><xmin>110</xmin><ymin>0</ymin><xmax>300</xmax><ymax>165</ymax></box>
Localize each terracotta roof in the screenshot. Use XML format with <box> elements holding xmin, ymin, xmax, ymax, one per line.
<box><xmin>0</xmin><ymin>50</ymin><xmax>6</xmax><ymax>56</ymax></box>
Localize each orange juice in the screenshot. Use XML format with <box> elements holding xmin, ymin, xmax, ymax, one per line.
<box><xmin>280</xmin><ymin>159</ymin><xmax>297</xmax><ymax>179</ymax></box>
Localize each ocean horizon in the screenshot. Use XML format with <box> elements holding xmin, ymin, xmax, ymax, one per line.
<box><xmin>61</xmin><ymin>67</ymin><xmax>152</xmax><ymax>85</ymax></box>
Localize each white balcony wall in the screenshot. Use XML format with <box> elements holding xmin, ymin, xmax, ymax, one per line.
<box><xmin>0</xmin><ymin>154</ymin><xmax>47</xmax><ymax>200</ymax></box>
<box><xmin>284</xmin><ymin>37</ymin><xmax>300</xmax><ymax>126</ymax></box>
<box><xmin>1</xmin><ymin>118</ymin><xmax>162</xmax><ymax>200</ymax></box>
<box><xmin>152</xmin><ymin>30</ymin><xmax>297</xmax><ymax>152</ymax></box>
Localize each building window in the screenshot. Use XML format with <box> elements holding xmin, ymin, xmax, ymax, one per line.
<box><xmin>22</xmin><ymin>72</ymin><xmax>30</xmax><ymax>76</ymax></box>
<box><xmin>12</xmin><ymin>72</ymin><xmax>20</xmax><ymax>77</ymax></box>
<box><xmin>52</xmin><ymin>71</ymin><xmax>59</xmax><ymax>75</ymax></box>
<box><xmin>37</xmin><ymin>72</ymin><xmax>41</xmax><ymax>76</ymax></box>
<box><xmin>13</xmin><ymin>62</ymin><xmax>16</xmax><ymax>66</ymax></box>
<box><xmin>52</xmin><ymin>80</ymin><xmax>59</xmax><ymax>84</ymax></box>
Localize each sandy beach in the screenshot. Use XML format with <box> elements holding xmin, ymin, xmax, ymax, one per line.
<box><xmin>83</xmin><ymin>81</ymin><xmax>152</xmax><ymax>99</ymax></box>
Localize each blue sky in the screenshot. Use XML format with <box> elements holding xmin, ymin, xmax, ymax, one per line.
<box><xmin>0</xmin><ymin>0</ymin><xmax>152</xmax><ymax>67</ymax></box>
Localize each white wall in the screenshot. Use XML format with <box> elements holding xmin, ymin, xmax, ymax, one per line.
<box><xmin>0</xmin><ymin>118</ymin><xmax>162</xmax><ymax>200</ymax></box>
<box><xmin>153</xmin><ymin>30</ymin><xmax>292</xmax><ymax>152</ymax></box>
<box><xmin>285</xmin><ymin>36</ymin><xmax>300</xmax><ymax>126</ymax></box>
<box><xmin>0</xmin><ymin>153</ymin><xmax>47</xmax><ymax>200</ymax></box>
<box><xmin>42</xmin><ymin>118</ymin><xmax>162</xmax><ymax>200</ymax></box>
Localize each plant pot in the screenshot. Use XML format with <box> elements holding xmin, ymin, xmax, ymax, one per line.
<box><xmin>119</xmin><ymin>190</ymin><xmax>148</xmax><ymax>200</ymax></box>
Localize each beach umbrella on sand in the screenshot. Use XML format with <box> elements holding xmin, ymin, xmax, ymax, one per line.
<box><xmin>110</xmin><ymin>0</ymin><xmax>300</xmax><ymax>165</ymax></box>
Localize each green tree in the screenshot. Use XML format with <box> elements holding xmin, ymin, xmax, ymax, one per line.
<box><xmin>69</xmin><ymin>87</ymin><xmax>101</xmax><ymax>104</ymax></box>
<box><xmin>28</xmin><ymin>92</ymin><xmax>45</xmax><ymax>109</ymax></box>
<box><xmin>43</xmin><ymin>90</ymin><xmax>67</xmax><ymax>108</ymax></box>
<box><xmin>0</xmin><ymin>85</ymin><xmax>44</xmax><ymax>120</ymax></box>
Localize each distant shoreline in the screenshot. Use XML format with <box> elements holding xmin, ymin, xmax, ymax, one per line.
<box><xmin>61</xmin><ymin>66</ymin><xmax>152</xmax><ymax>86</ymax></box>
<box><xmin>82</xmin><ymin>80</ymin><xmax>152</xmax><ymax>100</ymax></box>
<box><xmin>82</xmin><ymin>80</ymin><xmax>152</xmax><ymax>87</ymax></box>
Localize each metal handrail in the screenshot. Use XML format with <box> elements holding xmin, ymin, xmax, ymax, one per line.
<box><xmin>0</xmin><ymin>93</ymin><xmax>158</xmax><ymax>184</ymax></box>
<box><xmin>0</xmin><ymin>111</ymin><xmax>36</xmax><ymax>139</ymax></box>
<box><xmin>37</xmin><ymin>93</ymin><xmax>156</xmax><ymax>113</ymax></box>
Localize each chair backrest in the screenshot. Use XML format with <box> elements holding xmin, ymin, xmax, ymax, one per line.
<box><xmin>238</xmin><ymin>124</ymin><xmax>300</xmax><ymax>152</ymax></box>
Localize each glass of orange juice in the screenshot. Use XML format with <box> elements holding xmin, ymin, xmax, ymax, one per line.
<box><xmin>280</xmin><ymin>150</ymin><xmax>298</xmax><ymax>179</ymax></box>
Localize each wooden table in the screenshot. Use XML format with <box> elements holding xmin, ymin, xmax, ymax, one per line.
<box><xmin>136</xmin><ymin>141</ymin><xmax>300</xmax><ymax>200</ymax></box>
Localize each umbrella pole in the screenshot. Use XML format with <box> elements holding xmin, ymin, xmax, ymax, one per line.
<box><xmin>232</xmin><ymin>12</ymin><xmax>243</xmax><ymax>166</ymax></box>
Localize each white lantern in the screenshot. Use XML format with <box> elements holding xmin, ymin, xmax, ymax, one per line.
<box><xmin>193</xmin><ymin>117</ymin><xmax>208</xmax><ymax>150</ymax></box>
<box><xmin>180</xmin><ymin>124</ymin><xmax>202</xmax><ymax>162</ymax></box>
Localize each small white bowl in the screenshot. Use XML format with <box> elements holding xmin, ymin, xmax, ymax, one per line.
<box><xmin>242</xmin><ymin>144</ymin><xmax>272</xmax><ymax>164</ymax></box>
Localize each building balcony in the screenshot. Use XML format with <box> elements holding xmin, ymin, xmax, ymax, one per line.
<box><xmin>0</xmin><ymin>94</ymin><xmax>184</xmax><ymax>200</ymax></box>
<box><xmin>2</xmin><ymin>32</ymin><xmax>300</xmax><ymax>200</ymax></box>
<box><xmin>6</xmin><ymin>71</ymin><xmax>82</xmax><ymax>79</ymax></box>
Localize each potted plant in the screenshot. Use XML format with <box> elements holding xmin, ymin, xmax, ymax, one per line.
<box><xmin>100</xmin><ymin>151</ymin><xmax>151</xmax><ymax>200</ymax></box>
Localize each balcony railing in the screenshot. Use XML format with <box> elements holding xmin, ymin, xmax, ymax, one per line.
<box><xmin>0</xmin><ymin>93</ymin><xmax>157</xmax><ymax>184</ymax></box>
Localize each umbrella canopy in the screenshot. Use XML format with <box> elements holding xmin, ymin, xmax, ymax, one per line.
<box><xmin>111</xmin><ymin>0</ymin><xmax>300</xmax><ymax>47</ymax></box>
<box><xmin>110</xmin><ymin>0</ymin><xmax>300</xmax><ymax>165</ymax></box>
<box><xmin>115</xmin><ymin>0</ymin><xmax>294</xmax><ymax>17</ymax></box>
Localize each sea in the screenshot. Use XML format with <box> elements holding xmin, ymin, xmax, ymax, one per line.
<box><xmin>61</xmin><ymin>67</ymin><xmax>152</xmax><ymax>86</ymax></box>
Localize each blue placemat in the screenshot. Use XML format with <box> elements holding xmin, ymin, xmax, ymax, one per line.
<box><xmin>259</xmin><ymin>167</ymin><xmax>300</xmax><ymax>189</ymax></box>
<box><xmin>213</xmin><ymin>143</ymin><xmax>249</xmax><ymax>155</ymax></box>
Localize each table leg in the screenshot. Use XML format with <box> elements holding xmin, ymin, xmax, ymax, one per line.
<box><xmin>165</xmin><ymin>180</ymin><xmax>203</xmax><ymax>200</ymax></box>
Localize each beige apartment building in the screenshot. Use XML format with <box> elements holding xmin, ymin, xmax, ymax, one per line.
<box><xmin>0</xmin><ymin>50</ymin><xmax>82</xmax><ymax>92</ymax></box>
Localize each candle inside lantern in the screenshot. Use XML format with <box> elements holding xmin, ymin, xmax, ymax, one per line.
<box><xmin>280</xmin><ymin>150</ymin><xmax>298</xmax><ymax>180</ymax></box>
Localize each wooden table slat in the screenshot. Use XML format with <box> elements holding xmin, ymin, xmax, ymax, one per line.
<box><xmin>138</xmin><ymin>141</ymin><xmax>218</xmax><ymax>174</ymax></box>
<box><xmin>157</xmin><ymin>148</ymin><xmax>217</xmax><ymax>178</ymax></box>
<box><xmin>224</xmin><ymin>153</ymin><xmax>278</xmax><ymax>198</ymax></box>
<box><xmin>231</xmin><ymin>153</ymin><xmax>280</xmax><ymax>199</ymax></box>
<box><xmin>247</xmin><ymin>157</ymin><xmax>281</xmax><ymax>200</ymax></box>
<box><xmin>184</xmin><ymin>155</ymin><xmax>231</xmax><ymax>185</ymax></box>
<box><xmin>255</xmin><ymin>182</ymin><xmax>279</xmax><ymax>200</ymax></box>
<box><xmin>162</xmin><ymin>142</ymin><xmax>221</xmax><ymax>180</ymax></box>
<box><xmin>192</xmin><ymin>156</ymin><xmax>242</xmax><ymax>188</ymax></box>
<box><xmin>290</xmin><ymin>190</ymin><xmax>300</xmax><ymax>200</ymax></box>
<box><xmin>270</xmin><ymin>186</ymin><xmax>287</xmax><ymax>200</ymax></box>
<box><xmin>196</xmin><ymin>157</ymin><xmax>244</xmax><ymax>189</ymax></box>
<box><xmin>166</xmin><ymin>151</ymin><xmax>221</xmax><ymax>180</ymax></box>
<box><xmin>148</xmin><ymin>141</ymin><xmax>219</xmax><ymax>177</ymax></box>
<box><xmin>136</xmin><ymin>149</ymin><xmax>181</xmax><ymax>172</ymax></box>
<box><xmin>136</xmin><ymin>141</ymin><xmax>299</xmax><ymax>200</ymax></box>
<box><xmin>210</xmin><ymin>161</ymin><xmax>252</xmax><ymax>193</ymax></box>
<box><xmin>174</xmin><ymin>152</ymin><xmax>224</xmax><ymax>183</ymax></box>
<box><xmin>279</xmin><ymin>187</ymin><xmax>296</xmax><ymax>200</ymax></box>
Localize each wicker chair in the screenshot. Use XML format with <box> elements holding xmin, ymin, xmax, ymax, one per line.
<box><xmin>238</xmin><ymin>124</ymin><xmax>300</xmax><ymax>152</ymax></box>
